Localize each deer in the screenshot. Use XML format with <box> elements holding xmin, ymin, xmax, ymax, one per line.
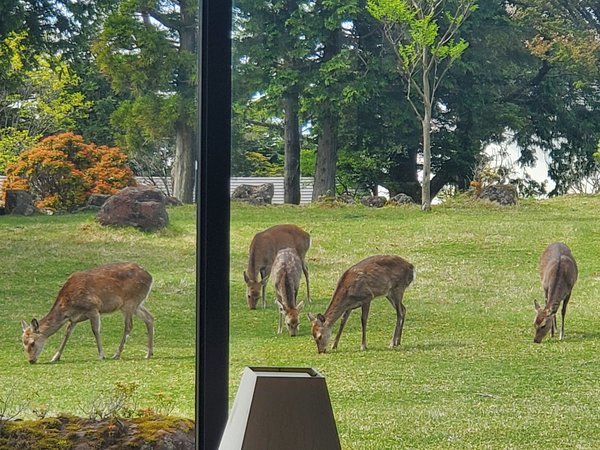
<box><xmin>243</xmin><ymin>224</ymin><xmax>311</xmax><ymax>309</ymax></box>
<box><xmin>271</xmin><ymin>248</ymin><xmax>305</xmax><ymax>336</ymax></box>
<box><xmin>308</xmin><ymin>255</ymin><xmax>415</xmax><ymax>354</ymax></box>
<box><xmin>533</xmin><ymin>242</ymin><xmax>578</xmax><ymax>344</ymax></box>
<box><xmin>21</xmin><ymin>262</ymin><xmax>154</xmax><ymax>364</ymax></box>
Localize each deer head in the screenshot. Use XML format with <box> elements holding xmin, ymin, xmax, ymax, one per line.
<box><xmin>277</xmin><ymin>300</ymin><xmax>304</xmax><ymax>336</ymax></box>
<box><xmin>21</xmin><ymin>319</ymin><xmax>47</xmax><ymax>364</ymax></box>
<box><xmin>243</xmin><ymin>271</ymin><xmax>268</xmax><ymax>309</ymax></box>
<box><xmin>308</xmin><ymin>313</ymin><xmax>332</xmax><ymax>353</ymax></box>
<box><xmin>533</xmin><ymin>300</ymin><xmax>555</xmax><ymax>344</ymax></box>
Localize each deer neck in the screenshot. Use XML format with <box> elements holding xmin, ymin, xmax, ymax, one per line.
<box><xmin>37</xmin><ymin>303</ymin><xmax>69</xmax><ymax>337</ymax></box>
<box><xmin>322</xmin><ymin>299</ymin><xmax>348</xmax><ymax>327</ymax></box>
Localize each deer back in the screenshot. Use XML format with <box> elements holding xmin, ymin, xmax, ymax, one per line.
<box><xmin>539</xmin><ymin>242</ymin><xmax>578</xmax><ymax>309</ymax></box>
<box><xmin>246</xmin><ymin>224</ymin><xmax>310</xmax><ymax>280</ymax></box>
<box><xmin>56</xmin><ymin>262</ymin><xmax>153</xmax><ymax>315</ymax></box>
<box><xmin>271</xmin><ymin>248</ymin><xmax>303</xmax><ymax>308</ymax></box>
<box><xmin>326</xmin><ymin>255</ymin><xmax>415</xmax><ymax>317</ymax></box>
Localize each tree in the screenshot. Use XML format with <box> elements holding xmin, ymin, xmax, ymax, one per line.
<box><xmin>0</xmin><ymin>32</ymin><xmax>91</xmax><ymax>173</ymax></box>
<box><xmin>93</xmin><ymin>0</ymin><xmax>197</xmax><ymax>203</ymax></box>
<box><xmin>234</xmin><ymin>1</ymin><xmax>328</xmax><ymax>204</ymax></box>
<box><xmin>368</xmin><ymin>0</ymin><xmax>476</xmax><ymax>210</ymax></box>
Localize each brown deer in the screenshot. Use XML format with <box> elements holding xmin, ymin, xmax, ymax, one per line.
<box><xmin>308</xmin><ymin>255</ymin><xmax>415</xmax><ymax>353</ymax></box>
<box><xmin>21</xmin><ymin>262</ymin><xmax>154</xmax><ymax>364</ymax></box>
<box><xmin>271</xmin><ymin>248</ymin><xmax>305</xmax><ymax>336</ymax></box>
<box><xmin>243</xmin><ymin>224</ymin><xmax>310</xmax><ymax>309</ymax></box>
<box><xmin>534</xmin><ymin>242</ymin><xmax>578</xmax><ymax>343</ymax></box>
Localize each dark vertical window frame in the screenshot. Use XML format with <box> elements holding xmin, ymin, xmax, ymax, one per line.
<box><xmin>196</xmin><ymin>0</ymin><xmax>232</xmax><ymax>449</ymax></box>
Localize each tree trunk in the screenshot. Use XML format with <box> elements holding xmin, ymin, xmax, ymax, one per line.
<box><xmin>312</xmin><ymin>27</ymin><xmax>341</xmax><ymax>201</ymax></box>
<box><xmin>421</xmin><ymin>51</ymin><xmax>432</xmax><ymax>211</ymax></box>
<box><xmin>312</xmin><ymin>113</ymin><xmax>338</xmax><ymax>200</ymax></box>
<box><xmin>172</xmin><ymin>121</ymin><xmax>195</xmax><ymax>203</ymax></box>
<box><xmin>283</xmin><ymin>92</ymin><xmax>301</xmax><ymax>204</ymax></box>
<box><xmin>171</xmin><ymin>0</ymin><xmax>197</xmax><ymax>204</ymax></box>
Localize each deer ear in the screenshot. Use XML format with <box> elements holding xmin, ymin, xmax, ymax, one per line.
<box><xmin>261</xmin><ymin>275</ymin><xmax>270</xmax><ymax>286</ymax></box>
<box><xmin>243</xmin><ymin>271</ymin><xmax>249</xmax><ymax>283</ymax></box>
<box><xmin>21</xmin><ymin>320</ymin><xmax>29</xmax><ymax>331</ymax></box>
<box><xmin>317</xmin><ymin>313</ymin><xmax>326</xmax><ymax>323</ymax></box>
<box><xmin>307</xmin><ymin>312</ymin><xmax>317</xmax><ymax>322</ymax></box>
<box><xmin>534</xmin><ymin>300</ymin><xmax>541</xmax><ymax>311</ymax></box>
<box><xmin>297</xmin><ymin>301</ymin><xmax>305</xmax><ymax>311</ymax></box>
<box><xmin>31</xmin><ymin>318</ymin><xmax>40</xmax><ymax>331</ymax></box>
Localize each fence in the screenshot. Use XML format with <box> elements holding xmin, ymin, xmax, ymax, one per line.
<box><xmin>230</xmin><ymin>177</ymin><xmax>313</xmax><ymax>204</ymax></box>
<box><xmin>0</xmin><ymin>176</ymin><xmax>315</xmax><ymax>204</ymax></box>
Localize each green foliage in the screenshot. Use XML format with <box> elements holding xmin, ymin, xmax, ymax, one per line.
<box><xmin>0</xmin><ymin>32</ymin><xmax>92</xmax><ymax>171</ymax></box>
<box><xmin>3</xmin><ymin>132</ymin><xmax>135</xmax><ymax>210</ymax></box>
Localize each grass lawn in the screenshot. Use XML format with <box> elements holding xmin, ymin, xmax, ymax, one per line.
<box><xmin>2</xmin><ymin>196</ymin><xmax>599</xmax><ymax>449</ymax></box>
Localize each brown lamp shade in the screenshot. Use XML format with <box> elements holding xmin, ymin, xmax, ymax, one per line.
<box><xmin>218</xmin><ymin>367</ymin><xmax>341</xmax><ymax>450</ymax></box>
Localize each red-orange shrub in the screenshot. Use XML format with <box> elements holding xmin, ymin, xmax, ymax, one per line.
<box><xmin>3</xmin><ymin>133</ymin><xmax>136</xmax><ymax>210</ymax></box>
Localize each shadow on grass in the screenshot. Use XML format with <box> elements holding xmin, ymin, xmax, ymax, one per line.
<box><xmin>563</xmin><ymin>330</ymin><xmax>600</xmax><ymax>341</ymax></box>
<box><xmin>326</xmin><ymin>340</ymin><xmax>467</xmax><ymax>354</ymax></box>
<box><xmin>32</xmin><ymin>354</ymin><xmax>195</xmax><ymax>365</ymax></box>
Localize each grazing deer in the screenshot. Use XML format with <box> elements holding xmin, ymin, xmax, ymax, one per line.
<box><xmin>243</xmin><ymin>224</ymin><xmax>311</xmax><ymax>309</ymax></box>
<box><xmin>21</xmin><ymin>262</ymin><xmax>154</xmax><ymax>364</ymax></box>
<box><xmin>534</xmin><ymin>242</ymin><xmax>578</xmax><ymax>343</ymax></box>
<box><xmin>308</xmin><ymin>255</ymin><xmax>415</xmax><ymax>353</ymax></box>
<box><xmin>271</xmin><ymin>248</ymin><xmax>305</xmax><ymax>336</ymax></box>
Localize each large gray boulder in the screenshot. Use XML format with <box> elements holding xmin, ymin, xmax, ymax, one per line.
<box><xmin>389</xmin><ymin>193</ymin><xmax>415</xmax><ymax>205</ymax></box>
<box><xmin>231</xmin><ymin>183</ymin><xmax>274</xmax><ymax>205</ymax></box>
<box><xmin>478</xmin><ymin>184</ymin><xmax>518</xmax><ymax>206</ymax></box>
<box><xmin>5</xmin><ymin>190</ymin><xmax>38</xmax><ymax>215</ymax></box>
<box><xmin>97</xmin><ymin>186</ymin><xmax>169</xmax><ymax>231</ymax></box>
<box><xmin>360</xmin><ymin>195</ymin><xmax>387</xmax><ymax>208</ymax></box>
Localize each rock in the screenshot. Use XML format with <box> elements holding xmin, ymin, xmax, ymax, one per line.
<box><xmin>88</xmin><ymin>194</ymin><xmax>112</xmax><ymax>208</ymax></box>
<box><xmin>97</xmin><ymin>186</ymin><xmax>169</xmax><ymax>231</ymax></box>
<box><xmin>231</xmin><ymin>183</ymin><xmax>274</xmax><ymax>205</ymax></box>
<box><xmin>478</xmin><ymin>184</ymin><xmax>518</xmax><ymax>206</ymax></box>
<box><xmin>5</xmin><ymin>190</ymin><xmax>38</xmax><ymax>215</ymax></box>
<box><xmin>360</xmin><ymin>195</ymin><xmax>387</xmax><ymax>208</ymax></box>
<box><xmin>389</xmin><ymin>193</ymin><xmax>415</xmax><ymax>205</ymax></box>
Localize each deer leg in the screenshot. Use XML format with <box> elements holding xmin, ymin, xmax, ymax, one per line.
<box><xmin>135</xmin><ymin>305</ymin><xmax>154</xmax><ymax>358</ymax></box>
<box><xmin>388</xmin><ymin>289</ymin><xmax>407</xmax><ymax>348</ymax></box>
<box><xmin>113</xmin><ymin>313</ymin><xmax>134</xmax><ymax>360</ymax></box>
<box><xmin>332</xmin><ymin>309</ymin><xmax>352</xmax><ymax>350</ymax></box>
<box><xmin>260</xmin><ymin>268</ymin><xmax>267</xmax><ymax>309</ymax></box>
<box><xmin>360</xmin><ymin>302</ymin><xmax>371</xmax><ymax>351</ymax></box>
<box><xmin>560</xmin><ymin>296</ymin><xmax>570</xmax><ymax>341</ymax></box>
<box><xmin>88</xmin><ymin>312</ymin><xmax>105</xmax><ymax>360</ymax></box>
<box><xmin>278</xmin><ymin>309</ymin><xmax>284</xmax><ymax>334</ymax></box>
<box><xmin>302</xmin><ymin>262</ymin><xmax>311</xmax><ymax>303</ymax></box>
<box><xmin>50</xmin><ymin>321</ymin><xmax>77</xmax><ymax>363</ymax></box>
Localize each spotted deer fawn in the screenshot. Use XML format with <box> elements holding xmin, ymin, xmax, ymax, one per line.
<box><xmin>21</xmin><ymin>262</ymin><xmax>154</xmax><ymax>363</ymax></box>
<box><xmin>243</xmin><ymin>224</ymin><xmax>311</xmax><ymax>309</ymax></box>
<box><xmin>308</xmin><ymin>255</ymin><xmax>415</xmax><ymax>353</ymax></box>
<box><xmin>271</xmin><ymin>248</ymin><xmax>305</xmax><ymax>336</ymax></box>
<box><xmin>534</xmin><ymin>242</ymin><xmax>578</xmax><ymax>343</ymax></box>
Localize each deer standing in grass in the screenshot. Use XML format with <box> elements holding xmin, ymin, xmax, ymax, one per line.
<box><xmin>243</xmin><ymin>224</ymin><xmax>310</xmax><ymax>309</ymax></box>
<box><xmin>534</xmin><ymin>242</ymin><xmax>578</xmax><ymax>343</ymax></box>
<box><xmin>308</xmin><ymin>255</ymin><xmax>415</xmax><ymax>353</ymax></box>
<box><xmin>21</xmin><ymin>262</ymin><xmax>154</xmax><ymax>364</ymax></box>
<box><xmin>271</xmin><ymin>248</ymin><xmax>305</xmax><ymax>336</ymax></box>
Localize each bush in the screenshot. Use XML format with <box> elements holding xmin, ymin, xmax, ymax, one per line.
<box><xmin>2</xmin><ymin>133</ymin><xmax>136</xmax><ymax>210</ymax></box>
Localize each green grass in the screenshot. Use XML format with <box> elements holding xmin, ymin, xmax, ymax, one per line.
<box><xmin>2</xmin><ymin>196</ymin><xmax>600</xmax><ymax>449</ymax></box>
